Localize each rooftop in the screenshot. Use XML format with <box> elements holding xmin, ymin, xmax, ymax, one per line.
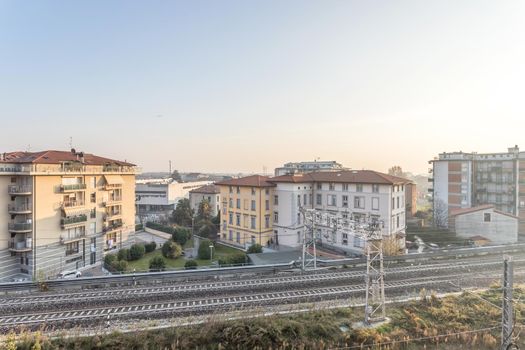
<box><xmin>269</xmin><ymin>170</ymin><xmax>411</xmax><ymax>185</ymax></box>
<box><xmin>216</xmin><ymin>175</ymin><xmax>275</xmax><ymax>188</ymax></box>
<box><xmin>0</xmin><ymin>149</ymin><xmax>135</xmax><ymax>166</ymax></box>
<box><xmin>189</xmin><ymin>184</ymin><xmax>220</xmax><ymax>194</ymax></box>
<box><xmin>450</xmin><ymin>205</ymin><xmax>519</xmax><ymax>219</ymax></box>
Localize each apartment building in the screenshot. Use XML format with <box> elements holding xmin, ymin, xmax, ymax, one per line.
<box><xmin>274</xmin><ymin>160</ymin><xmax>345</xmax><ymax>176</ymax></box>
<box><xmin>268</xmin><ymin>170</ymin><xmax>410</xmax><ymax>254</ymax></box>
<box><xmin>189</xmin><ymin>184</ymin><xmax>221</xmax><ymax>217</ymax></box>
<box><xmin>216</xmin><ymin>175</ymin><xmax>274</xmax><ymax>248</ymax></box>
<box><xmin>0</xmin><ymin>149</ymin><xmax>137</xmax><ymax>280</ymax></box>
<box><xmin>135</xmin><ymin>179</ymin><xmax>212</xmax><ymax>223</ymax></box>
<box><xmin>429</xmin><ymin>145</ymin><xmax>525</xmax><ymax>231</ymax></box>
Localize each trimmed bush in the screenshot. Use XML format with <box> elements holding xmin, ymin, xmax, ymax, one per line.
<box><xmin>198</xmin><ymin>239</ymin><xmax>213</xmax><ymax>260</ymax></box>
<box><xmin>197</xmin><ymin>221</ymin><xmax>218</xmax><ymax>239</ymax></box>
<box><xmin>229</xmin><ymin>252</ymin><xmax>247</xmax><ymax>265</ymax></box>
<box><xmin>110</xmin><ymin>259</ymin><xmax>128</xmax><ymax>272</ymax></box>
<box><xmin>149</xmin><ymin>256</ymin><xmax>166</xmax><ymax>271</ymax></box>
<box><xmin>146</xmin><ymin>222</ymin><xmax>176</xmax><ymax>234</ymax></box>
<box><xmin>247</xmin><ymin>243</ymin><xmax>263</xmax><ymax>254</ymax></box>
<box><xmin>129</xmin><ymin>244</ymin><xmax>146</xmax><ymax>261</ymax></box>
<box><xmin>135</xmin><ymin>223</ymin><xmax>144</xmax><ymax>231</ymax></box>
<box><xmin>117</xmin><ymin>248</ymin><xmax>130</xmax><ymax>261</ymax></box>
<box><xmin>184</xmin><ymin>259</ymin><xmax>198</xmax><ymax>270</ymax></box>
<box><xmin>145</xmin><ymin>241</ymin><xmax>157</xmax><ymax>253</ymax></box>
<box><xmin>104</xmin><ymin>253</ymin><xmax>117</xmax><ymax>266</ymax></box>
<box><xmin>173</xmin><ymin>227</ymin><xmax>191</xmax><ymax>246</ymax></box>
<box><xmin>161</xmin><ymin>240</ymin><xmax>183</xmax><ymax>259</ymax></box>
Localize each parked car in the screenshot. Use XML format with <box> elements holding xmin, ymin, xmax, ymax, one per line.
<box><xmin>58</xmin><ymin>270</ymin><xmax>81</xmax><ymax>279</ymax></box>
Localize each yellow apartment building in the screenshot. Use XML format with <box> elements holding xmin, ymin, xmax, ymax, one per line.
<box><xmin>216</xmin><ymin>175</ymin><xmax>274</xmax><ymax>249</ymax></box>
<box><xmin>0</xmin><ymin>149</ymin><xmax>137</xmax><ymax>280</ymax></box>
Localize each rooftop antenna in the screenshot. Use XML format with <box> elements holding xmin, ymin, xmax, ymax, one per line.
<box><xmin>69</xmin><ymin>137</ymin><xmax>73</xmax><ymax>150</ymax></box>
<box><xmin>169</xmin><ymin>160</ymin><xmax>172</xmax><ymax>177</ymax></box>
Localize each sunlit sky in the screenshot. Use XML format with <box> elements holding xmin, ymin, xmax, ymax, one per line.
<box><xmin>1</xmin><ymin>1</ymin><xmax>524</xmax><ymax>174</ymax></box>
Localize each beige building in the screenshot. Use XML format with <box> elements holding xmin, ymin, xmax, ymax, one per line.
<box><xmin>216</xmin><ymin>175</ymin><xmax>274</xmax><ymax>249</ymax></box>
<box><xmin>0</xmin><ymin>149</ymin><xmax>137</xmax><ymax>280</ymax></box>
<box><xmin>189</xmin><ymin>184</ymin><xmax>221</xmax><ymax>217</ymax></box>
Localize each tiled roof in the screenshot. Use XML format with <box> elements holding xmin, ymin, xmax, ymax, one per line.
<box><xmin>269</xmin><ymin>170</ymin><xmax>411</xmax><ymax>185</ymax></box>
<box><xmin>0</xmin><ymin>150</ymin><xmax>135</xmax><ymax>166</ymax></box>
<box><xmin>450</xmin><ymin>205</ymin><xmax>519</xmax><ymax>219</ymax></box>
<box><xmin>189</xmin><ymin>184</ymin><xmax>220</xmax><ymax>194</ymax></box>
<box><xmin>216</xmin><ymin>175</ymin><xmax>275</xmax><ymax>187</ymax></box>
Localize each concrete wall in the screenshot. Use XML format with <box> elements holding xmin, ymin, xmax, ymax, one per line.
<box><xmin>454</xmin><ymin>208</ymin><xmax>518</xmax><ymax>244</ymax></box>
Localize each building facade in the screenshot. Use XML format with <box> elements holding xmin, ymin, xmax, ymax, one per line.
<box><xmin>216</xmin><ymin>175</ymin><xmax>274</xmax><ymax>248</ymax></box>
<box><xmin>136</xmin><ymin>179</ymin><xmax>212</xmax><ymax>223</ymax></box>
<box><xmin>0</xmin><ymin>150</ymin><xmax>136</xmax><ymax>280</ymax></box>
<box><xmin>449</xmin><ymin>205</ymin><xmax>518</xmax><ymax>244</ymax></box>
<box><xmin>274</xmin><ymin>160</ymin><xmax>345</xmax><ymax>176</ymax></box>
<box><xmin>429</xmin><ymin>146</ymin><xmax>525</xmax><ymax>231</ymax></box>
<box><xmin>269</xmin><ymin>170</ymin><xmax>410</xmax><ymax>254</ymax></box>
<box><xmin>189</xmin><ymin>184</ymin><xmax>221</xmax><ymax>217</ymax></box>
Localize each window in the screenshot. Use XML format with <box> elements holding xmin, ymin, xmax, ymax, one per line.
<box><xmin>297</xmin><ymin>213</ymin><xmax>301</xmax><ymax>224</ymax></box>
<box><xmin>342</xmin><ymin>233</ymin><xmax>348</xmax><ymax>245</ymax></box>
<box><xmin>265</xmin><ymin>188</ymin><xmax>269</xmax><ymax>195</ymax></box>
<box><xmin>484</xmin><ymin>213</ymin><xmax>491</xmax><ymax>222</ymax></box>
<box><xmin>236</xmin><ymin>198</ymin><xmax>241</xmax><ymax>209</ymax></box>
<box><xmin>251</xmin><ymin>188</ymin><xmax>256</xmax><ymax>195</ymax></box>
<box><xmin>356</xmin><ymin>184</ymin><xmax>363</xmax><ymax>192</ymax></box>
<box><xmin>354</xmin><ymin>196</ymin><xmax>365</xmax><ymax>209</ymax></box>
<box><xmin>222</xmin><ymin>207</ymin><xmax>227</xmax><ymax>215</ymax></box>
<box><xmin>303</xmin><ymin>194</ymin><xmax>307</xmax><ymax>206</ymax></box>
<box><xmin>274</xmin><ymin>212</ymin><xmax>279</xmax><ymax>223</ymax></box>
<box><xmin>372</xmin><ymin>197</ymin><xmax>379</xmax><ymax>210</ymax></box>
<box><xmin>229</xmin><ymin>230</ymin><xmax>233</xmax><ymax>240</ymax></box>
<box><xmin>316</xmin><ymin>194</ymin><xmax>322</xmax><ymax>205</ymax></box>
<box><xmin>251</xmin><ymin>235</ymin><xmax>256</xmax><ymax>244</ymax></box>
<box><xmin>222</xmin><ymin>220</ymin><xmax>227</xmax><ymax>231</ymax></box>
<box><xmin>397</xmin><ymin>197</ymin><xmax>400</xmax><ymax>209</ymax></box>
<box><xmin>251</xmin><ymin>200</ymin><xmax>256</xmax><ymax>211</ymax></box>
<box><xmin>328</xmin><ymin>195</ymin><xmax>336</xmax><ymax>206</ymax></box>
<box><xmin>236</xmin><ymin>232</ymin><xmax>240</xmax><ymax>243</ymax></box>
<box><xmin>236</xmin><ymin>214</ymin><xmax>240</xmax><ymax>226</ymax></box>
<box><xmin>236</xmin><ymin>186</ymin><xmax>240</xmax><ymax>194</ymax></box>
<box><xmin>317</xmin><ymin>183</ymin><xmax>322</xmax><ymax>190</ymax></box>
<box><xmin>274</xmin><ymin>195</ymin><xmax>279</xmax><ymax>205</ymax></box>
<box><xmin>250</xmin><ymin>216</ymin><xmax>256</xmax><ymax>229</ymax></box>
<box><xmin>229</xmin><ymin>186</ymin><xmax>233</xmax><ymax>193</ymax></box>
<box><xmin>372</xmin><ymin>184</ymin><xmax>379</xmax><ymax>193</ymax></box>
<box><xmin>66</xmin><ymin>241</ymin><xmax>79</xmax><ymax>256</ymax></box>
<box><xmin>90</xmin><ymin>192</ymin><xmax>96</xmax><ymax>204</ymax></box>
<box><xmin>354</xmin><ymin>236</ymin><xmax>364</xmax><ymax>248</ymax></box>
<box><xmin>342</xmin><ymin>195</ymin><xmax>348</xmax><ymax>207</ymax></box>
<box><xmin>229</xmin><ymin>212</ymin><xmax>233</xmax><ymax>224</ymax></box>
<box><xmin>297</xmin><ymin>195</ymin><xmax>301</xmax><ymax>206</ymax></box>
<box><xmin>243</xmin><ymin>214</ymin><xmax>249</xmax><ymax>228</ymax></box>
<box><xmin>229</xmin><ymin>198</ymin><xmax>233</xmax><ymax>208</ymax></box>
<box><xmin>396</xmin><ymin>215</ymin><xmax>400</xmax><ymax>228</ymax></box>
<box><xmin>265</xmin><ymin>199</ymin><xmax>269</xmax><ymax>211</ymax></box>
<box><xmin>297</xmin><ymin>231</ymin><xmax>301</xmax><ymax>243</ymax></box>
<box><xmin>343</xmin><ymin>184</ymin><xmax>349</xmax><ymax>191</ymax></box>
<box><xmin>90</xmin><ymin>208</ymin><xmax>96</xmax><ymax>219</ymax></box>
<box><xmin>401</xmin><ymin>185</ymin><xmax>404</xmax><ymax>191</ymax></box>
<box><xmin>265</xmin><ymin>215</ymin><xmax>270</xmax><ymax>228</ymax></box>
<box><xmin>309</xmin><ymin>194</ymin><xmax>313</xmax><ymax>206</ymax></box>
<box><xmin>392</xmin><ymin>197</ymin><xmax>395</xmax><ymax>209</ymax></box>
<box><xmin>329</xmin><ymin>183</ymin><xmax>335</xmax><ymax>191</ymax></box>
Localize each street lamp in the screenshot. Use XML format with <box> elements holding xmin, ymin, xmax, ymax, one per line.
<box><xmin>209</xmin><ymin>244</ymin><xmax>214</xmax><ymax>262</ymax></box>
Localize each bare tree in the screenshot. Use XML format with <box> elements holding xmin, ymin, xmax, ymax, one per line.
<box><xmin>433</xmin><ymin>198</ymin><xmax>448</xmax><ymax>228</ymax></box>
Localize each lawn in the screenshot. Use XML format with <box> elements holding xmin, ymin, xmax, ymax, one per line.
<box><xmin>125</xmin><ymin>241</ymin><xmax>244</xmax><ymax>272</ymax></box>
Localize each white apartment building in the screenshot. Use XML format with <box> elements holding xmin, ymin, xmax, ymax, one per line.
<box><xmin>268</xmin><ymin>170</ymin><xmax>410</xmax><ymax>255</ymax></box>
<box><xmin>274</xmin><ymin>160</ymin><xmax>345</xmax><ymax>176</ymax></box>
<box><xmin>136</xmin><ymin>179</ymin><xmax>212</xmax><ymax>222</ymax></box>
<box><xmin>189</xmin><ymin>184</ymin><xmax>221</xmax><ymax>217</ymax></box>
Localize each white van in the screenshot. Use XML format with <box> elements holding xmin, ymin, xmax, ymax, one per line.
<box><xmin>58</xmin><ymin>270</ymin><xmax>82</xmax><ymax>279</ymax></box>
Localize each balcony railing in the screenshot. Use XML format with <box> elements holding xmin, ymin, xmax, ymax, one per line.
<box><xmin>60</xmin><ymin>183</ymin><xmax>87</xmax><ymax>192</ymax></box>
<box><xmin>9</xmin><ymin>239</ymin><xmax>32</xmax><ymax>252</ymax></box>
<box><xmin>8</xmin><ymin>185</ymin><xmax>32</xmax><ymax>195</ymax></box>
<box><xmin>61</xmin><ymin>232</ymin><xmax>86</xmax><ymax>244</ymax></box>
<box><xmin>8</xmin><ymin>203</ymin><xmax>32</xmax><ymax>213</ymax></box>
<box><xmin>8</xmin><ymin>222</ymin><xmax>32</xmax><ymax>232</ymax></box>
<box><xmin>62</xmin><ymin>200</ymin><xmax>85</xmax><ymax>209</ymax></box>
<box><xmin>103</xmin><ymin>222</ymin><xmax>123</xmax><ymax>232</ymax></box>
<box><xmin>103</xmin><ymin>197</ymin><xmax>122</xmax><ymax>206</ymax></box>
<box><xmin>61</xmin><ymin>214</ymin><xmax>88</xmax><ymax>227</ymax></box>
<box><xmin>105</xmin><ymin>212</ymin><xmax>122</xmax><ymax>221</ymax></box>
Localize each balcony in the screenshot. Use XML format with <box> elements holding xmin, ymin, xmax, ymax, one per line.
<box><xmin>104</xmin><ymin>211</ymin><xmax>122</xmax><ymax>221</ymax></box>
<box><xmin>62</xmin><ymin>200</ymin><xmax>85</xmax><ymax>210</ymax></box>
<box><xmin>59</xmin><ymin>183</ymin><xmax>87</xmax><ymax>192</ymax></box>
<box><xmin>9</xmin><ymin>238</ymin><xmax>32</xmax><ymax>253</ymax></box>
<box><xmin>8</xmin><ymin>203</ymin><xmax>32</xmax><ymax>214</ymax></box>
<box><xmin>61</xmin><ymin>214</ymin><xmax>88</xmax><ymax>228</ymax></box>
<box><xmin>103</xmin><ymin>221</ymin><xmax>123</xmax><ymax>233</ymax></box>
<box><xmin>103</xmin><ymin>196</ymin><xmax>122</xmax><ymax>206</ymax></box>
<box><xmin>61</xmin><ymin>232</ymin><xmax>86</xmax><ymax>244</ymax></box>
<box><xmin>8</xmin><ymin>185</ymin><xmax>32</xmax><ymax>195</ymax></box>
<box><xmin>8</xmin><ymin>222</ymin><xmax>32</xmax><ymax>233</ymax></box>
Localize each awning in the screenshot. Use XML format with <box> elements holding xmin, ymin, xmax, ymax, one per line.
<box><xmin>62</xmin><ymin>208</ymin><xmax>88</xmax><ymax>217</ymax></box>
<box><xmin>104</xmin><ymin>175</ymin><xmax>124</xmax><ymax>185</ymax></box>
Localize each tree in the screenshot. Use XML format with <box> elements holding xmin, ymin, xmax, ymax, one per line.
<box><xmin>196</xmin><ymin>199</ymin><xmax>213</xmax><ymax>222</ymax></box>
<box><xmin>149</xmin><ymin>256</ymin><xmax>166</xmax><ymax>271</ymax></box>
<box><xmin>211</xmin><ymin>211</ymin><xmax>220</xmax><ymax>226</ymax></box>
<box><xmin>161</xmin><ymin>240</ymin><xmax>183</xmax><ymax>259</ymax></box>
<box><xmin>197</xmin><ymin>221</ymin><xmax>218</xmax><ymax>239</ymax></box>
<box><xmin>104</xmin><ymin>254</ymin><xmax>117</xmax><ymax>266</ymax></box>
<box><xmin>388</xmin><ymin>165</ymin><xmax>404</xmax><ymax>177</ymax></box>
<box><xmin>118</xmin><ymin>248</ymin><xmax>130</xmax><ymax>261</ymax></box>
<box><xmin>247</xmin><ymin>243</ymin><xmax>263</xmax><ymax>254</ymax></box>
<box><xmin>173</xmin><ymin>227</ymin><xmax>191</xmax><ymax>246</ymax></box>
<box><xmin>184</xmin><ymin>259</ymin><xmax>198</xmax><ymax>270</ymax></box>
<box><xmin>433</xmin><ymin>198</ymin><xmax>448</xmax><ymax>228</ymax></box>
<box><xmin>172</xmin><ymin>198</ymin><xmax>194</xmax><ymax>226</ymax></box>
<box><xmin>129</xmin><ymin>244</ymin><xmax>145</xmax><ymax>261</ymax></box>
<box><xmin>198</xmin><ymin>239</ymin><xmax>213</xmax><ymax>259</ymax></box>
<box><xmin>170</xmin><ymin>170</ymin><xmax>183</xmax><ymax>182</ymax></box>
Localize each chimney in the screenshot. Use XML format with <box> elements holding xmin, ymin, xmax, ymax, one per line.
<box><xmin>71</xmin><ymin>148</ymin><xmax>76</xmax><ymax>154</ymax></box>
<box><xmin>79</xmin><ymin>152</ymin><xmax>85</xmax><ymax>163</ymax></box>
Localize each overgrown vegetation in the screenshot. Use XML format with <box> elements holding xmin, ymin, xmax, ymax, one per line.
<box><xmin>161</xmin><ymin>240</ymin><xmax>182</xmax><ymax>259</ymax></box>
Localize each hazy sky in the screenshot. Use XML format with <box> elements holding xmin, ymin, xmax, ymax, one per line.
<box><xmin>1</xmin><ymin>1</ymin><xmax>524</xmax><ymax>174</ymax></box>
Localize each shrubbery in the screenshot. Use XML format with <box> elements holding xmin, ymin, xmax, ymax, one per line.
<box><xmin>118</xmin><ymin>248</ymin><xmax>130</xmax><ymax>261</ymax></box>
<box><xmin>149</xmin><ymin>256</ymin><xmax>166</xmax><ymax>271</ymax></box>
<box><xmin>218</xmin><ymin>252</ymin><xmax>247</xmax><ymax>266</ymax></box>
<box><xmin>198</xmin><ymin>239</ymin><xmax>213</xmax><ymax>259</ymax></box>
<box><xmin>161</xmin><ymin>240</ymin><xmax>182</xmax><ymax>259</ymax></box>
<box><xmin>184</xmin><ymin>259</ymin><xmax>198</xmax><ymax>270</ymax></box>
<box><xmin>129</xmin><ymin>244</ymin><xmax>145</xmax><ymax>261</ymax></box>
<box><xmin>104</xmin><ymin>253</ymin><xmax>117</xmax><ymax>266</ymax></box>
<box><xmin>173</xmin><ymin>227</ymin><xmax>191</xmax><ymax>246</ymax></box>
<box><xmin>145</xmin><ymin>241</ymin><xmax>157</xmax><ymax>253</ymax></box>
<box><xmin>247</xmin><ymin>243</ymin><xmax>263</xmax><ymax>254</ymax></box>
<box><xmin>110</xmin><ymin>259</ymin><xmax>128</xmax><ymax>272</ymax></box>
